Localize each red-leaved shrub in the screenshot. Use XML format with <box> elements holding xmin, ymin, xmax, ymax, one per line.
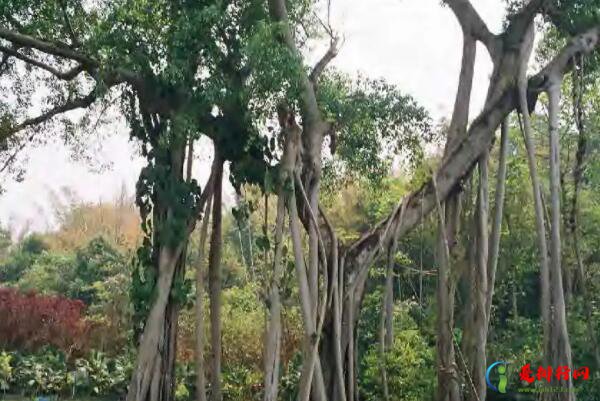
<box><xmin>0</xmin><ymin>287</ymin><xmax>92</xmax><ymax>355</ymax></box>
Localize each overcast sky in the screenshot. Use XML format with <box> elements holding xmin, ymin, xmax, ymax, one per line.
<box><xmin>0</xmin><ymin>0</ymin><xmax>507</xmax><ymax>236</ymax></box>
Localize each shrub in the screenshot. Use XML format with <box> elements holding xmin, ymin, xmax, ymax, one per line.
<box><xmin>0</xmin><ymin>287</ymin><xmax>92</xmax><ymax>355</ymax></box>
<box><xmin>3</xmin><ymin>348</ymin><xmax>133</xmax><ymax>397</ymax></box>
<box><xmin>0</xmin><ymin>351</ymin><xmax>12</xmax><ymax>391</ymax></box>
<box><xmin>359</xmin><ymin>300</ymin><xmax>435</xmax><ymax>401</ymax></box>
<box><xmin>12</xmin><ymin>349</ymin><xmax>69</xmax><ymax>395</ymax></box>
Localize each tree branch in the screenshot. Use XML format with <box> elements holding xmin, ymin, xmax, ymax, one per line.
<box><xmin>0</xmin><ymin>45</ymin><xmax>84</xmax><ymax>80</ymax></box>
<box><xmin>309</xmin><ymin>35</ymin><xmax>340</xmax><ymax>84</ymax></box>
<box><xmin>528</xmin><ymin>26</ymin><xmax>600</xmax><ymax>108</ymax></box>
<box><xmin>0</xmin><ymin>89</ymin><xmax>98</xmax><ymax>141</ymax></box>
<box><xmin>0</xmin><ymin>27</ymin><xmax>145</xmax><ymax>99</ymax></box>
<box><xmin>443</xmin><ymin>0</ymin><xmax>498</xmax><ymax>56</ymax></box>
<box><xmin>0</xmin><ymin>27</ymin><xmax>93</xmax><ymax>65</ymax></box>
<box><xmin>268</xmin><ymin>0</ymin><xmax>327</xmax><ymax>132</ymax></box>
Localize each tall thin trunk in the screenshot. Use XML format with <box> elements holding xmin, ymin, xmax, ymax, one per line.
<box><xmin>486</xmin><ymin>118</ymin><xmax>509</xmax><ymax>322</ymax></box>
<box><xmin>435</xmin><ymin>29</ymin><xmax>476</xmax><ymax>401</ymax></box>
<box><xmin>293</xmin><ymin>173</ymin><xmax>330</xmax><ymax>401</ymax></box>
<box><xmin>546</xmin><ymin>83</ymin><xmax>574</xmax><ymax>400</ymax></box>
<box><xmin>432</xmin><ymin>172</ymin><xmax>461</xmax><ymax>401</ymax></box>
<box><xmin>208</xmin><ymin>156</ymin><xmax>224</xmax><ymax>401</ymax></box>
<box><xmin>263</xmin><ymin>189</ymin><xmax>286</xmax><ymax>401</ymax></box>
<box><xmin>569</xmin><ymin>60</ymin><xmax>600</xmax><ymax>368</ymax></box>
<box><xmin>384</xmin><ymin>247</ymin><xmax>395</xmax><ymax>350</ymax></box>
<box><xmin>517</xmin><ymin>25</ymin><xmax>551</xmax><ymax>367</ymax></box>
<box><xmin>195</xmin><ymin>195</ymin><xmax>212</xmax><ymax>401</ymax></box>
<box><xmin>465</xmin><ymin>157</ymin><xmax>489</xmax><ymax>401</ymax></box>
<box><xmin>288</xmin><ymin>190</ymin><xmax>326</xmax><ymax>401</ymax></box>
<box><xmin>378</xmin><ymin>245</ymin><xmax>395</xmax><ymax>401</ymax></box>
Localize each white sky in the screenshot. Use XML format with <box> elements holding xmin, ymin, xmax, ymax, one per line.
<box><xmin>0</xmin><ymin>0</ymin><xmax>507</xmax><ymax>236</ymax></box>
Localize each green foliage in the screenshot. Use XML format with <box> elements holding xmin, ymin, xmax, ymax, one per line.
<box><xmin>222</xmin><ymin>365</ymin><xmax>262</xmax><ymax>401</ymax></box>
<box><xmin>2</xmin><ymin>348</ymin><xmax>132</xmax><ymax>397</ymax></box>
<box><xmin>11</xmin><ymin>349</ymin><xmax>68</xmax><ymax>396</ymax></box>
<box><xmin>70</xmin><ymin>351</ymin><xmax>132</xmax><ymax>396</ymax></box>
<box><xmin>319</xmin><ymin>73</ymin><xmax>433</xmax><ymax>187</ymax></box>
<box><xmin>360</xmin><ymin>304</ymin><xmax>435</xmax><ymax>401</ymax></box>
<box><xmin>279</xmin><ymin>352</ymin><xmax>302</xmax><ymax>401</ymax></box>
<box><xmin>16</xmin><ymin>252</ymin><xmax>77</xmax><ymax>296</ymax></box>
<box><xmin>0</xmin><ymin>351</ymin><xmax>12</xmax><ymax>391</ymax></box>
<box><xmin>0</xmin><ymin>235</ymin><xmax>48</xmax><ymax>283</ymax></box>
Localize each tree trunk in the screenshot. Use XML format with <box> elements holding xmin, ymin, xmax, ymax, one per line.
<box><xmin>263</xmin><ymin>189</ymin><xmax>286</xmax><ymax>401</ymax></box>
<box><xmin>195</xmin><ymin>195</ymin><xmax>212</xmax><ymax>401</ymax></box>
<box><xmin>516</xmin><ymin>23</ymin><xmax>552</xmax><ymax>369</ymax></box>
<box><xmin>127</xmin><ymin>245</ymin><xmax>186</xmax><ymax>401</ymax></box>
<box><xmin>378</xmin><ymin>245</ymin><xmax>395</xmax><ymax>401</ymax></box>
<box><xmin>436</xmin><ymin>29</ymin><xmax>476</xmax><ymax>401</ymax></box>
<box><xmin>432</xmin><ymin>173</ymin><xmax>461</xmax><ymax>401</ymax></box>
<box><xmin>127</xmin><ymin>137</ymin><xmax>189</xmax><ymax>401</ymax></box>
<box><xmin>464</xmin><ymin>158</ymin><xmax>489</xmax><ymax>401</ymax></box>
<box><xmin>208</xmin><ymin>156</ymin><xmax>224</xmax><ymax>401</ymax></box>
<box><xmin>486</xmin><ymin>118</ymin><xmax>509</xmax><ymax>321</ymax></box>
<box><xmin>569</xmin><ymin>62</ymin><xmax>600</xmax><ymax>369</ymax></box>
<box><xmin>546</xmin><ymin>83</ymin><xmax>574</xmax><ymax>400</ymax></box>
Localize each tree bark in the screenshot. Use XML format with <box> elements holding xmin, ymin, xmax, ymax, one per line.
<box><xmin>568</xmin><ymin>62</ymin><xmax>600</xmax><ymax>368</ymax></box>
<box><xmin>486</xmin><ymin>118</ymin><xmax>509</xmax><ymax>322</ymax></box>
<box><xmin>208</xmin><ymin>156</ymin><xmax>224</xmax><ymax>401</ymax></box>
<box><xmin>432</xmin><ymin>172</ymin><xmax>461</xmax><ymax>401</ymax></box>
<box><xmin>195</xmin><ymin>195</ymin><xmax>212</xmax><ymax>401</ymax></box>
<box><xmin>378</xmin><ymin>243</ymin><xmax>396</xmax><ymax>401</ymax></box>
<box><xmin>263</xmin><ymin>111</ymin><xmax>300</xmax><ymax>401</ymax></box>
<box><xmin>263</xmin><ymin>192</ymin><xmax>285</xmax><ymax>401</ymax></box>
<box><xmin>127</xmin><ymin>245</ymin><xmax>186</xmax><ymax>401</ymax></box>
<box><xmin>516</xmin><ymin>24</ymin><xmax>553</xmax><ymax>373</ymax></box>
<box><xmin>464</xmin><ymin>157</ymin><xmax>489</xmax><ymax>401</ymax></box>
<box><xmin>546</xmin><ymin>82</ymin><xmax>575</xmax><ymax>400</ymax></box>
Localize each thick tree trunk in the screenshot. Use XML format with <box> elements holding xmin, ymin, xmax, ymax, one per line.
<box><xmin>208</xmin><ymin>157</ymin><xmax>224</xmax><ymax>401</ymax></box>
<box><xmin>127</xmin><ymin>246</ymin><xmax>186</xmax><ymax>401</ymax></box>
<box><xmin>127</xmin><ymin>137</ymin><xmax>190</xmax><ymax>401</ymax></box>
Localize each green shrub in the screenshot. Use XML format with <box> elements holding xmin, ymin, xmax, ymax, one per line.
<box><xmin>4</xmin><ymin>348</ymin><xmax>132</xmax><ymax>397</ymax></box>
<box><xmin>361</xmin><ymin>329</ymin><xmax>435</xmax><ymax>401</ymax></box>
<box><xmin>360</xmin><ymin>303</ymin><xmax>435</xmax><ymax>401</ymax></box>
<box><xmin>0</xmin><ymin>351</ymin><xmax>12</xmax><ymax>391</ymax></box>
<box><xmin>12</xmin><ymin>349</ymin><xmax>68</xmax><ymax>395</ymax></box>
<box><xmin>222</xmin><ymin>365</ymin><xmax>262</xmax><ymax>401</ymax></box>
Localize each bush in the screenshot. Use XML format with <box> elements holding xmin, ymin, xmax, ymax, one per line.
<box><xmin>11</xmin><ymin>349</ymin><xmax>69</xmax><ymax>395</ymax></box>
<box><xmin>360</xmin><ymin>303</ymin><xmax>435</xmax><ymax>401</ymax></box>
<box><xmin>0</xmin><ymin>287</ymin><xmax>92</xmax><ymax>355</ymax></box>
<box><xmin>2</xmin><ymin>348</ymin><xmax>133</xmax><ymax>397</ymax></box>
<box><xmin>0</xmin><ymin>351</ymin><xmax>12</xmax><ymax>391</ymax></box>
